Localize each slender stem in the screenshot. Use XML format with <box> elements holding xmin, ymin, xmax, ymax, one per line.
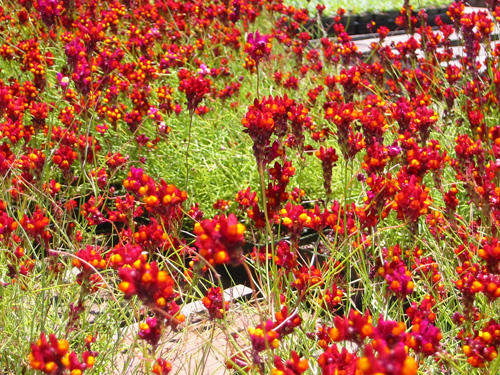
<box><xmin>256</xmin><ymin>67</ymin><xmax>260</xmax><ymax>99</ymax></box>
<box><xmin>342</xmin><ymin>159</ymin><xmax>352</xmax><ymax>313</ymax></box>
<box><xmin>257</xmin><ymin>163</ymin><xmax>271</xmax><ymax>304</ymax></box>
<box><xmin>197</xmin><ymin>323</ymin><xmax>216</xmax><ymax>374</ymax></box>
<box><xmin>185</xmin><ymin>110</ymin><xmax>195</xmax><ymax>191</ymax></box>
<box><xmin>242</xmin><ymin>261</ymin><xmax>265</xmax><ymax>328</ymax></box>
<box><xmin>257</xmin><ymin>163</ymin><xmax>279</xmax><ymax>310</ymax></box>
<box><xmin>143</xmin><ymin>342</ymin><xmax>152</xmax><ymax>375</ymax></box>
<box><xmin>258</xmin><ymin>163</ymin><xmax>273</xmax><ymax>243</ymax></box>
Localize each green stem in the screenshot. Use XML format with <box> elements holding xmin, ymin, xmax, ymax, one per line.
<box><xmin>257</xmin><ymin>162</ymin><xmax>278</xmax><ymax>307</ymax></box>
<box><xmin>185</xmin><ymin>110</ymin><xmax>195</xmax><ymax>192</ymax></box>
<box><xmin>197</xmin><ymin>323</ymin><xmax>216</xmax><ymax>374</ymax></box>
<box><xmin>256</xmin><ymin>68</ymin><xmax>260</xmax><ymax>99</ymax></box>
<box><xmin>342</xmin><ymin>159</ymin><xmax>352</xmax><ymax>313</ymax></box>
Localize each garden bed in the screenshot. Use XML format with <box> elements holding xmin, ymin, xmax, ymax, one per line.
<box><xmin>4</xmin><ymin>1</ymin><xmax>500</xmax><ymax>375</ymax></box>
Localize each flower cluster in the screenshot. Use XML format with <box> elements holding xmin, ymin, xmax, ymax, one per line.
<box><xmin>20</xmin><ymin>206</ymin><xmax>51</xmax><ymax>246</ymax></box>
<box><xmin>152</xmin><ymin>358</ymin><xmax>172</xmax><ymax>375</ymax></box>
<box><xmin>358</xmin><ymin>342</ymin><xmax>417</xmax><ymax>375</ymax></box>
<box><xmin>178</xmin><ymin>73</ymin><xmax>212</xmax><ymax>112</ymax></box>
<box><xmin>244</xmin><ymin>31</ymin><xmax>272</xmax><ymax>70</ymax></box>
<box><xmin>329</xmin><ymin>310</ymin><xmax>374</xmax><ymax>344</ymax></box>
<box><xmin>248</xmin><ymin>319</ymin><xmax>280</xmax><ymax>352</ymax></box>
<box><xmin>315</xmin><ymin>146</ymin><xmax>338</xmax><ymax>196</ymax></box>
<box><xmin>118</xmin><ymin>259</ymin><xmax>184</xmax><ymax>328</ymax></box>
<box><xmin>72</xmin><ymin>245</ymin><xmax>106</xmax><ymax>288</ymax></box>
<box><xmin>272</xmin><ymin>351</ymin><xmax>309</xmax><ymax>375</ymax></box>
<box><xmin>376</xmin><ymin>253</ymin><xmax>415</xmax><ymax>298</ymax></box>
<box><xmin>123</xmin><ymin>166</ymin><xmax>187</xmax><ymax>229</ymax></box>
<box><xmin>29</xmin><ymin>333</ymin><xmax>97</xmax><ymax>375</ymax></box>
<box><xmin>202</xmin><ymin>287</ymin><xmax>229</xmax><ymax>319</ymax></box>
<box><xmin>193</xmin><ymin>213</ymin><xmax>246</xmax><ymax>266</ymax></box>
<box><xmin>318</xmin><ymin>344</ymin><xmax>358</xmax><ymax>374</ymax></box>
<box><xmin>462</xmin><ymin>319</ymin><xmax>500</xmax><ymax>367</ymax></box>
<box><xmin>242</xmin><ymin>95</ymin><xmax>311</xmax><ymax>168</ymax></box>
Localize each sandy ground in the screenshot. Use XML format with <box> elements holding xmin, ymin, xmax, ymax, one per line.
<box><xmin>113</xmin><ymin>287</ymin><xmax>259</xmax><ymax>375</ymax></box>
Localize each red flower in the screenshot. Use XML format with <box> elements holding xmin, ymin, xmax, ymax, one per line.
<box><xmin>52</xmin><ymin>145</ymin><xmax>77</xmax><ymax>173</ymax></box>
<box><xmin>377</xmin><ymin>259</ymin><xmax>415</xmax><ymax>298</ymax></box>
<box><xmin>272</xmin><ymin>351</ymin><xmax>308</xmax><ymax>375</ymax></box>
<box><xmin>29</xmin><ymin>333</ymin><xmax>97</xmax><ymax>375</ymax></box>
<box><xmin>202</xmin><ymin>287</ymin><xmax>229</xmax><ymax>320</ymax></box>
<box><xmin>358</xmin><ymin>342</ymin><xmax>417</xmax><ymax>375</ymax></box>
<box><xmin>328</xmin><ymin>310</ymin><xmax>374</xmax><ymax>344</ymax></box>
<box><xmin>248</xmin><ymin>319</ymin><xmax>280</xmax><ymax>352</ymax></box>
<box><xmin>244</xmin><ymin>31</ymin><xmax>272</xmax><ymax>67</ymax></box>
<box><xmin>462</xmin><ymin>319</ymin><xmax>500</xmax><ymax>367</ymax></box>
<box><xmin>178</xmin><ymin>75</ymin><xmax>211</xmax><ymax>112</ymax></box>
<box><xmin>152</xmin><ymin>358</ymin><xmax>172</xmax><ymax>374</ymax></box>
<box><xmin>318</xmin><ymin>344</ymin><xmax>358</xmax><ymax>375</ymax></box>
<box><xmin>72</xmin><ymin>245</ymin><xmax>106</xmax><ymax>273</ymax></box>
<box><xmin>316</xmin><ymin>146</ymin><xmax>339</xmax><ymax>195</ymax></box>
<box><xmin>407</xmin><ymin>319</ymin><xmax>442</xmax><ymax>356</ymax></box>
<box><xmin>20</xmin><ymin>206</ymin><xmax>51</xmax><ymax>245</ymax></box>
<box><xmin>138</xmin><ymin>317</ymin><xmax>163</xmax><ymax>346</ymax></box>
<box><xmin>194</xmin><ymin>213</ymin><xmax>246</xmax><ymax>266</ymax></box>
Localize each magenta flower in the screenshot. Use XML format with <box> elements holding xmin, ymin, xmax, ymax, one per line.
<box><xmin>56</xmin><ymin>72</ymin><xmax>69</xmax><ymax>89</ymax></box>
<box><xmin>244</xmin><ymin>31</ymin><xmax>272</xmax><ymax>66</ymax></box>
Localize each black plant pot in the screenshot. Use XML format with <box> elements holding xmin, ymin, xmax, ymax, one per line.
<box><xmin>315</xmin><ymin>5</ymin><xmax>453</xmax><ymax>37</ymax></box>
